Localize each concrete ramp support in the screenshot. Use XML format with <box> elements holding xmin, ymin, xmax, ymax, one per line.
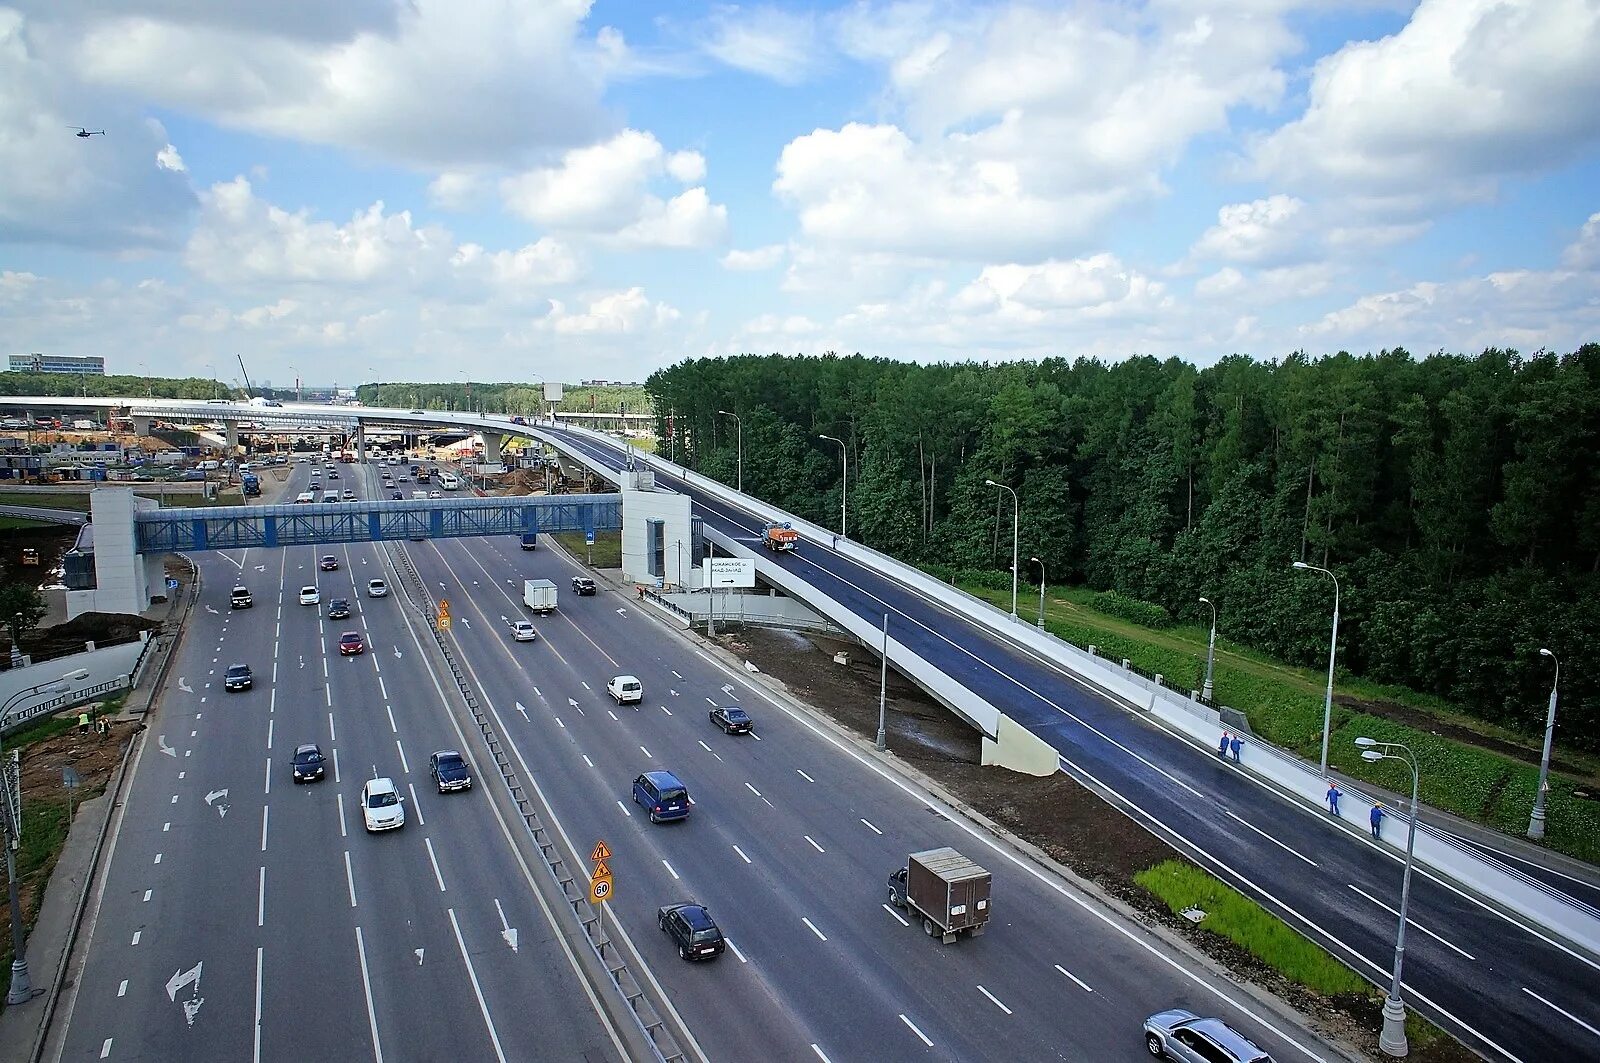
<box><xmin>981</xmin><ymin>713</ymin><xmax>1061</xmax><ymax>776</ymax></box>
<box><xmin>224</xmin><ymin>421</ymin><xmax>240</xmax><ymax>451</ymax></box>
<box><xmin>355</xmin><ymin>425</ymin><xmax>367</xmax><ymax>462</ymax></box>
<box><xmin>481</xmin><ymin>431</ymin><xmax>502</xmax><ymax>466</ymax></box>
<box><xmin>132</xmin><ymin>415</ymin><xmax>152</xmax><ymax>436</ymax></box>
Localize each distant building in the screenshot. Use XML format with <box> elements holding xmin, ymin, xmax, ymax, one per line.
<box><xmin>8</xmin><ymin>353</ymin><xmax>106</xmax><ymax>375</ymax></box>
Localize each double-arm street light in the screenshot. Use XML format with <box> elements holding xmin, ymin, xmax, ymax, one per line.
<box><xmin>1354</xmin><ymin>736</ymin><xmax>1420</xmax><ymax>1058</ymax></box>
<box><xmin>985</xmin><ymin>479</ymin><xmax>1020</xmax><ymax>620</ymax></box>
<box><xmin>1199</xmin><ymin>596</ymin><xmax>1218</xmax><ymax>702</ymax></box>
<box><xmin>1292</xmin><ymin>560</ymin><xmax>1340</xmax><ymax>775</ymax></box>
<box><xmin>3</xmin><ymin>668</ymin><xmax>91</xmax><ymax>1004</ymax></box>
<box><xmin>819</xmin><ymin>434</ymin><xmax>847</xmax><ymax>539</ymax></box>
<box><xmin>1529</xmin><ymin>648</ymin><xmax>1560</xmax><ymax>840</ymax></box>
<box><xmin>717</xmin><ymin>410</ymin><xmax>742</xmax><ymax>492</ymax></box>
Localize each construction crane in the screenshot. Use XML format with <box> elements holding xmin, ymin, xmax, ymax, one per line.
<box><xmin>236</xmin><ymin>354</ymin><xmax>257</xmax><ymax>399</ymax></box>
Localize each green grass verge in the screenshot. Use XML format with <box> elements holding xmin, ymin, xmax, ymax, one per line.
<box><xmin>552</xmin><ymin>530</ymin><xmax>621</xmax><ymax>569</ymax></box>
<box><xmin>1137</xmin><ymin>859</ymin><xmax>1368</xmax><ymax>995</ymax></box>
<box><xmin>0</xmin><ymin>490</ymin><xmax>241</xmax><ymax>512</ymax></box>
<box><xmin>0</xmin><ymin>516</ymin><xmax>51</xmax><ymax>529</ymax></box>
<box><xmin>958</xmin><ymin>581</ymin><xmax>1600</xmax><ymax>866</ymax></box>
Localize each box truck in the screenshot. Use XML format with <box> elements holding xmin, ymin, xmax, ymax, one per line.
<box><xmin>522</xmin><ymin>578</ymin><xmax>558</xmax><ymax>615</ymax></box>
<box><xmin>887</xmin><ymin>848</ymin><xmax>991</xmax><ymax>944</ymax></box>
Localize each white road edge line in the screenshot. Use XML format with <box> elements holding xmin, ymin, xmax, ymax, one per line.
<box><xmin>1521</xmin><ymin>986</ymin><xmax>1600</xmax><ymax>1039</ymax></box>
<box><xmin>354</xmin><ymin>926</ymin><xmax>384</xmax><ymax>1063</ymax></box>
<box><xmin>882</xmin><ymin>903</ymin><xmax>909</xmax><ymax>927</ymax></box>
<box><xmin>448</xmin><ymin>907</ymin><xmax>509</xmax><ymax>1063</ymax></box>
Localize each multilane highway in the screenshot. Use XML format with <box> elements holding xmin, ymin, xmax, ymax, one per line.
<box><xmin>47</xmin><ymin>456</ymin><xmax>1350</xmax><ymax>1062</ymax></box>
<box><xmin>540</xmin><ymin>425</ymin><xmax>1600</xmax><ymax>1063</ymax></box>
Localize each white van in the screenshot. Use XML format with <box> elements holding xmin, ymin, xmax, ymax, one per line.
<box><xmin>197</xmin><ymin>459</ymin><xmax>221</xmax><ymax>471</ymax></box>
<box><xmin>438</xmin><ymin>472</ymin><xmax>461</xmax><ymax>490</ymax></box>
<box><xmin>294</xmin><ymin>491</ymin><xmax>314</xmax><ymax>504</ymax></box>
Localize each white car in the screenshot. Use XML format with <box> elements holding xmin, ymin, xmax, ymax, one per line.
<box><xmin>294</xmin><ymin>491</ymin><xmax>314</xmax><ymax>504</ymax></box>
<box><xmin>298</xmin><ymin>585</ymin><xmax>320</xmax><ymax>605</ymax></box>
<box><xmin>367</xmin><ymin>578</ymin><xmax>388</xmax><ymax>598</ymax></box>
<box><xmin>607</xmin><ymin>675</ymin><xmax>643</xmax><ymax>704</ymax></box>
<box><xmin>509</xmin><ymin>620</ymin><xmax>537</xmax><ymax>642</ymax></box>
<box><xmin>360</xmin><ymin>777</ymin><xmax>405</xmax><ymax>832</ymax></box>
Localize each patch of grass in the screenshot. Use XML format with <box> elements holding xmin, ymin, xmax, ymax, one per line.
<box><xmin>553</xmin><ymin>530</ymin><xmax>621</xmax><ymax>569</ymax></box>
<box><xmin>0</xmin><ymin>516</ymin><xmax>51</xmax><ymax>529</ymax></box>
<box><xmin>958</xmin><ymin>579</ymin><xmax>1600</xmax><ymax>866</ymax></box>
<box><xmin>1136</xmin><ymin>859</ymin><xmax>1370</xmax><ymax>997</ymax></box>
<box><xmin>2</xmin><ymin>696</ymin><xmax>122</xmax><ymax>750</ymax></box>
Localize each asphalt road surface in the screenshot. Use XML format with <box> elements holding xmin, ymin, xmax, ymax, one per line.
<box><xmin>540</xmin><ymin>425</ymin><xmax>1600</xmax><ymax>1063</ymax></box>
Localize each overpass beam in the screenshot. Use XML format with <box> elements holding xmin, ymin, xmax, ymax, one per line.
<box><xmin>482</xmin><ymin>431</ymin><xmax>502</xmax><ymax>466</ymax></box>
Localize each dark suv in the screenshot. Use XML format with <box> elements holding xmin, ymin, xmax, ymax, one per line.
<box><xmin>571</xmin><ymin>576</ymin><xmax>596</xmax><ymax>596</ymax></box>
<box><xmin>658</xmin><ymin>903</ymin><xmax>725</xmax><ymax>961</ymax></box>
<box><xmin>224</xmin><ymin>664</ymin><xmax>253</xmax><ymax>692</ymax></box>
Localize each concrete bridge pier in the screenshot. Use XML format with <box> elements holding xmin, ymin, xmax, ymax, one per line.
<box><xmin>224</xmin><ymin>421</ymin><xmax>240</xmax><ymax>451</ymax></box>
<box><xmin>355</xmin><ymin>425</ymin><xmax>367</xmax><ymax>462</ymax></box>
<box><xmin>132</xmin><ymin>415</ymin><xmax>152</xmax><ymax>437</ymax></box>
<box><xmin>481</xmin><ymin>431</ymin><xmax>502</xmax><ymax>466</ymax></box>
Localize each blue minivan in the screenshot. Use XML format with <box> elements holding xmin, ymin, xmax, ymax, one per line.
<box><xmin>633</xmin><ymin>771</ymin><xmax>690</xmax><ymax>823</ymax></box>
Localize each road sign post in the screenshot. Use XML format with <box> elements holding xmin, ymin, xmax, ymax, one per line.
<box><xmin>588</xmin><ymin>840</ymin><xmax>613</xmax><ymax>906</ymax></box>
<box><xmin>437</xmin><ymin>597</ymin><xmax>451</xmax><ymax>630</ymax></box>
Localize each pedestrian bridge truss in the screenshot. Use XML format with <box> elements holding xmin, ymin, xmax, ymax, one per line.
<box><xmin>134</xmin><ymin>494</ymin><xmax>621</xmax><ymax>553</ymax></box>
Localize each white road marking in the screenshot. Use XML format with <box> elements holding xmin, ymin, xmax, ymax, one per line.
<box><xmin>338</xmin><ymin>793</ymin><xmax>347</xmax><ymax>837</ymax></box>
<box><xmin>582</xmin><ymin>755</ymin><xmax>594</xmax><ymax>768</ymax></box>
<box><xmin>333</xmin><ymin>748</ymin><xmax>342</xmax><ymax>783</ymax></box>
<box><xmin>640</xmin><ymin>745</ymin><xmax>653</xmax><ymax>759</ymax></box>
<box><xmin>672</xmin><ymin>670</ymin><xmax>683</xmax><ymax>679</ymax></box>
<box><xmin>616</xmin><ymin>800</ymin><xmax>631</xmax><ymax>817</ymax></box>
<box><xmin>447</xmin><ymin>908</ymin><xmax>508</xmax><ymax>1063</ymax></box>
<box><xmin>660</xmin><ymin>705</ymin><xmax>673</xmax><ymax>716</ymax></box>
<box><xmin>725</xmin><ymin>938</ymin><xmax>748</xmax><ymax>963</ymax></box>
<box><xmin>731</xmin><ymin>845</ymin><xmax>752</xmax><ymax>865</ymax></box>
<box><xmin>257</xmin><ymin>866</ymin><xmax>266</xmax><ymax>926</ymax></box>
<box><xmin>751</xmin><ymin>733</ymin><xmax>761</xmax><ymax>741</ymax></box>
<box><xmin>555</xmin><ymin>717</ymin><xmax>565</xmax><ymax>729</ymax></box>
<box><xmin>1348</xmin><ymin>885</ymin><xmax>1475</xmax><ymax>959</ymax></box>
<box><xmin>263</xmin><ymin>758</ymin><xmax>271</xmax><ymax>794</ymax></box>
<box><xmin>131</xmin><ymin>931</ymin><xmax>140</xmax><ymax>945</ymax></box>
<box><xmin>1055</xmin><ymin>963</ymin><xmax>1094</xmax><ymax>992</ymax></box>
<box><xmin>698</xmin><ymin>740</ymin><xmax>713</xmax><ymax>753</ymax></box>
<box><xmin>378</xmin><ymin>677</ymin><xmax>388</xmax><ymax>700</ymax></box>
<box><xmin>408</xmin><ymin>784</ymin><xmax>425</xmax><ymax>825</ymax></box>
<box><xmin>396</xmin><ymin>741</ymin><xmax>409</xmax><ymax>773</ymax></box>
<box><xmin>100</xmin><ymin>1039</ymin><xmax>111</xmax><ymax>1058</ymax></box>
<box><xmin>425</xmin><ymin>838</ymin><xmax>447</xmax><ymax>892</ymax></box>
<box><xmin>266</xmin><ymin>718</ymin><xmax>273</xmax><ymax>750</ymax></box>
<box><xmin>354</xmin><ymin>927</ymin><xmax>384</xmax><ymax>1063</ymax></box>
<box><xmin>328</xmin><ymin>713</ymin><xmax>337</xmax><ymax>742</ymax></box>
<box><xmin>977</xmin><ymin>984</ymin><xmax>1012</xmax><ymax>1015</ymax></box>
<box><xmin>861</xmin><ymin>818</ymin><xmax>883</xmax><ymax>835</ymax></box>
<box><xmin>883</xmin><ymin>903</ymin><xmax>910</xmax><ymax>926</ymax></box>
<box><xmin>899</xmin><ymin>1015</ymin><xmax>933</xmax><ymax>1047</ymax></box>
<box><xmin>1522</xmin><ymin>987</ymin><xmax>1600</xmax><ymax>1039</ymax></box>
<box><xmin>117</xmin><ymin>979</ymin><xmax>127</xmax><ymax>997</ymax></box>
<box><xmin>705</xmin><ymin>697</ymin><xmax>717</xmax><ymax>706</ymax></box>
<box><xmin>796</xmin><ymin>769</ymin><xmax>815</xmax><ymax>783</ymax></box>
<box><xmin>253</xmin><ymin>946</ymin><xmax>264</xmax><ymax>1063</ymax></box>
<box><xmin>663</xmin><ymin>859</ymin><xmax>680</xmax><ymax>880</ymax></box>
<box><xmin>810</xmin><ymin>1046</ymin><xmax>832</xmax><ymax>1062</ymax></box>
<box><xmin>1224</xmin><ymin>809</ymin><xmax>1318</xmax><ymax>867</ymax></box>
<box><xmin>745</xmin><ymin>782</ymin><xmax>762</xmax><ymax>798</ymax></box>
<box><xmin>170</xmin><ymin>796</ymin><xmax>177</xmax><ymax>805</ymax></box>
<box><xmin>260</xmin><ymin>806</ymin><xmax>269</xmax><ymax>852</ymax></box>
<box><xmin>344</xmin><ymin>851</ymin><xmax>358</xmax><ymax>907</ymax></box>
<box><xmin>805</xmin><ymin>835</ymin><xmax>826</xmax><ymax>853</ymax></box>
<box><xmin>605</xmin><ymin>710</ymin><xmax>616</xmax><ymax>722</ymax></box>
<box><xmin>153</xmin><ymin>854</ymin><xmax>161</xmax><ymax>864</ymax></box>
<box><xmin>142</xmin><ymin>890</ymin><xmax>151</xmax><ymax>902</ymax></box>
<box><xmin>802</xmin><ymin>917</ymin><xmax>827</xmax><ymax>941</ymax></box>
<box><xmin>386</xmin><ymin>707</ymin><xmax>398</xmax><ymax>733</ymax></box>
<box><xmin>163</xmin><ymin>822</ymin><xmax>170</xmax><ymax>832</ymax></box>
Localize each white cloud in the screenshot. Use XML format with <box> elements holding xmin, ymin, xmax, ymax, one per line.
<box><xmin>1188</xmin><ymin>195</ymin><xmax>1308</xmax><ymax>266</ymax></box>
<box><xmin>1563</xmin><ymin>212</ymin><xmax>1600</xmax><ymax>270</ymax></box>
<box><xmin>46</xmin><ymin>0</ymin><xmax>612</xmax><ymax>168</ymax></box>
<box><xmin>156</xmin><ymin>143</ymin><xmax>186</xmax><ymax>172</ymax></box>
<box><xmin>774</xmin><ymin>4</ymin><xmax>1294</xmax><ymax>261</ymax></box>
<box><xmin>1252</xmin><ymin>0</ymin><xmax>1600</xmax><ymax>212</ymax></box>
<box><xmin>952</xmin><ymin>255</ymin><xmax>1167</xmax><ymax>321</ymax></box>
<box><xmin>1195</xmin><ymin>262</ymin><xmax>1338</xmax><ymax>303</ymax></box>
<box><xmin>427</xmin><ymin>172</ymin><xmax>486</xmax><ymax>211</ymax></box>
<box><xmin>721</xmin><ymin>244</ymin><xmax>786</xmax><ymax>271</ymax></box>
<box><xmin>500</xmin><ymin>130</ymin><xmax>727</xmax><ymax>248</ymax></box>
<box><xmin>698</xmin><ymin>6</ymin><xmax>821</xmax><ymax>85</ymax></box>
<box><xmin>545</xmin><ymin>288</ymin><xmax>682</xmax><ymax>334</ymax></box>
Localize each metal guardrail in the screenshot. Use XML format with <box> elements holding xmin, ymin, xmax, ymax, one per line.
<box><xmin>0</xmin><ymin>504</ymin><xmax>88</xmax><ymax>526</ymax></box>
<box><xmin>385</xmin><ymin>543</ymin><xmax>688</xmax><ymax>1062</ymax></box>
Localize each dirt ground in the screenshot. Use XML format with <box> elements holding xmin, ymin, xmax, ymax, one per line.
<box><xmin>715</xmin><ymin>626</ymin><xmax>1472</xmax><ymax>1063</ymax></box>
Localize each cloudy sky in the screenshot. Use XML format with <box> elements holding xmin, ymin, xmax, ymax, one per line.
<box><xmin>2</xmin><ymin>0</ymin><xmax>1598</xmax><ymax>387</ymax></box>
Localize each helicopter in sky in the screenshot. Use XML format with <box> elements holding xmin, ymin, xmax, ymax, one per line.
<box><xmin>72</xmin><ymin>127</ymin><xmax>105</xmax><ymax>138</ymax></box>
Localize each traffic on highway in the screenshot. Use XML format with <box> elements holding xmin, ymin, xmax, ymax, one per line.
<box><xmin>50</xmin><ymin>456</ymin><xmax>1347</xmax><ymax>1062</ymax></box>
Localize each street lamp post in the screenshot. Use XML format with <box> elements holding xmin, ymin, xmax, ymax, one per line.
<box><xmin>1292</xmin><ymin>561</ymin><xmax>1341</xmax><ymax>776</ymax></box>
<box><xmin>876</xmin><ymin>613</ymin><xmax>889</xmax><ymax>751</ymax></box>
<box><xmin>819</xmin><ymin>434</ymin><xmax>847</xmax><ymax>539</ymax></box>
<box><xmin>717</xmin><ymin>410</ymin><xmax>742</xmax><ymax>493</ymax></box>
<box><xmin>1030</xmin><ymin>557</ymin><xmax>1046</xmax><ymax>629</ymax></box>
<box><xmin>369</xmin><ymin>368</ymin><xmax>381</xmax><ymax>408</ymax></box>
<box><xmin>206</xmin><ymin>363</ymin><xmax>217</xmax><ymax>400</ymax></box>
<box><xmin>1199</xmin><ymin>597</ymin><xmax>1218</xmax><ymax>702</ymax></box>
<box><xmin>985</xmin><ymin>479</ymin><xmax>1020</xmax><ymax>620</ymax></box>
<box><xmin>1529</xmin><ymin>648</ymin><xmax>1560</xmax><ymax>840</ymax></box>
<box><xmin>1355</xmin><ymin>736</ymin><xmax>1420</xmax><ymax>1057</ymax></box>
<box><xmin>3</xmin><ymin>668</ymin><xmax>91</xmax><ymax>1005</ymax></box>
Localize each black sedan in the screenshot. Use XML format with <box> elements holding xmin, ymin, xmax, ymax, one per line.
<box><xmin>291</xmin><ymin>743</ymin><xmax>326</xmax><ymax>783</ymax></box>
<box><xmin>571</xmin><ymin>576</ymin><xmax>596</xmax><ymax>595</ymax></box>
<box><xmin>658</xmin><ymin>903</ymin><xmax>725</xmax><ymax>961</ymax></box>
<box><xmin>224</xmin><ymin>663</ymin><xmax>253</xmax><ymax>692</ymax></box>
<box><xmin>430</xmin><ymin>750</ymin><xmax>472</xmax><ymax>793</ymax></box>
<box><xmin>327</xmin><ymin>598</ymin><xmax>351</xmax><ymax>620</ymax></box>
<box><xmin>709</xmin><ymin>706</ymin><xmax>752</xmax><ymax>734</ymax></box>
<box><xmin>319</xmin><ymin>555</ymin><xmax>340</xmax><ymax>571</ymax></box>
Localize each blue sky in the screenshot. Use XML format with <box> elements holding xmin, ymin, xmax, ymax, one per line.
<box><xmin>2</xmin><ymin>0</ymin><xmax>1597</xmax><ymax>388</ymax></box>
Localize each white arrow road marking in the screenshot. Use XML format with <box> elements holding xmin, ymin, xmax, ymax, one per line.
<box><xmin>567</xmin><ymin>698</ymin><xmax>584</xmax><ymax>716</ymax></box>
<box><xmin>392</xmin><ymin>647</ymin><xmax>402</xmax><ymax>659</ymax></box>
<box><xmin>204</xmin><ymin>605</ymin><xmax>219</xmax><ymax>615</ymax></box>
<box><xmin>459</xmin><ymin>617</ymin><xmax>470</xmax><ymax>629</ymax></box>
<box><xmin>515</xmin><ymin>702</ymin><xmax>530</xmax><ymax>722</ymax></box>
<box><xmin>721</xmin><ymin>684</ymin><xmax>736</xmax><ymax>697</ymax></box>
<box><xmin>670</xmin><ymin>689</ymin><xmax>679</xmax><ymax>697</ymax></box>
<box><xmin>205</xmin><ymin>789</ymin><xmax>230</xmax><ymax>818</ymax></box>
<box><xmin>415</xmin><ymin>949</ymin><xmax>425</xmax><ymax>965</ymax></box>
<box><xmin>166</xmin><ymin>962</ymin><xmax>204</xmax><ymax>1026</ymax></box>
<box><xmin>177</xmin><ymin>677</ymin><xmax>193</xmax><ymax>693</ymax></box>
<box><xmin>158</xmin><ymin>735</ymin><xmax>176</xmax><ymax>758</ymax></box>
<box><xmin>616</xmin><ymin>608</ymin><xmax>629</xmax><ymax>617</ymax></box>
<box><xmin>254</xmin><ymin>564</ymin><xmax>266</xmax><ymax>572</ymax></box>
<box><xmin>495</xmin><ymin>899</ymin><xmax>519</xmax><ymax>952</ymax></box>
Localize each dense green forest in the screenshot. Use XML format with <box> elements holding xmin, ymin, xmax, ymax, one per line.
<box><xmin>0</xmin><ymin>372</ymin><xmax>231</xmax><ymax>400</ymax></box>
<box><xmin>355</xmin><ymin>381</ymin><xmax>647</xmax><ymax>418</ymax></box>
<box><xmin>648</xmin><ymin>347</ymin><xmax>1600</xmax><ymax>750</ymax></box>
